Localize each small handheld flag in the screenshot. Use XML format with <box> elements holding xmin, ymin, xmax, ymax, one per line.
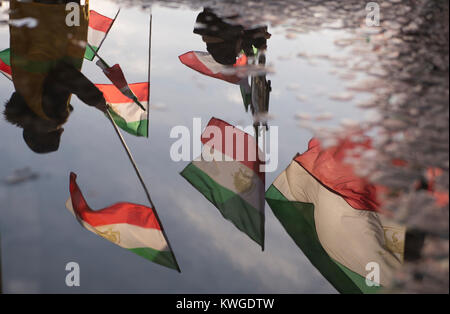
<box><xmin>84</xmin><ymin>10</ymin><xmax>118</xmax><ymax>61</ymax></box>
<box><xmin>96</xmin><ymin>82</ymin><xmax>149</xmax><ymax>137</ymax></box>
<box><xmin>0</xmin><ymin>48</ymin><xmax>12</xmax><ymax>80</ymax></box>
<box><xmin>93</xmin><ymin>53</ymin><xmax>146</xmax><ymax>111</ymax></box>
<box><xmin>66</xmin><ymin>172</ymin><xmax>179</xmax><ymax>271</ymax></box>
<box><xmin>179</xmin><ymin>51</ymin><xmax>243</xmax><ymax>84</ymax></box>
<box><xmin>181</xmin><ymin>117</ymin><xmax>265</xmax><ymax>248</ymax></box>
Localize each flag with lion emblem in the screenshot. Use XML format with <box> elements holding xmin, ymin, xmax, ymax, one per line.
<box><xmin>66</xmin><ymin>172</ymin><xmax>179</xmax><ymax>271</ymax></box>
<box><xmin>181</xmin><ymin>117</ymin><xmax>265</xmax><ymax>248</ymax></box>
<box><xmin>265</xmin><ymin>138</ymin><xmax>406</xmax><ymax>293</ymax></box>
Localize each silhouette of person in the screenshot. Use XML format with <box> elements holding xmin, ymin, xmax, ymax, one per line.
<box><xmin>194</xmin><ymin>8</ymin><xmax>271</xmax><ymax>65</ymax></box>
<box><xmin>4</xmin><ymin>0</ymin><xmax>106</xmax><ymax>154</ymax></box>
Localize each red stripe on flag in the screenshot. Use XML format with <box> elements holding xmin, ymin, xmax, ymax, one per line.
<box><xmin>179</xmin><ymin>51</ymin><xmax>242</xmax><ymax>84</ymax></box>
<box><xmin>0</xmin><ymin>59</ymin><xmax>12</xmax><ymax>76</ymax></box>
<box><xmin>96</xmin><ymin>82</ymin><xmax>149</xmax><ymax>103</ymax></box>
<box><xmin>89</xmin><ymin>10</ymin><xmax>114</xmax><ymax>32</ymax></box>
<box><xmin>69</xmin><ymin>172</ymin><xmax>161</xmax><ymax>230</ymax></box>
<box><xmin>201</xmin><ymin>117</ymin><xmax>265</xmax><ymax>182</ymax></box>
<box><xmin>294</xmin><ymin>138</ymin><xmax>380</xmax><ymax>212</ymax></box>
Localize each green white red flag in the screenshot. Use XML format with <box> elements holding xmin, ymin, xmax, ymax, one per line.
<box><xmin>179</xmin><ymin>51</ymin><xmax>252</xmax><ymax>111</ymax></box>
<box><xmin>96</xmin><ymin>60</ymin><xmax>145</xmax><ymax>110</ymax></box>
<box><xmin>66</xmin><ymin>172</ymin><xmax>178</xmax><ymax>270</ymax></box>
<box><xmin>265</xmin><ymin>138</ymin><xmax>405</xmax><ymax>294</ymax></box>
<box><xmin>85</xmin><ymin>10</ymin><xmax>115</xmax><ymax>61</ymax></box>
<box><xmin>0</xmin><ymin>48</ymin><xmax>12</xmax><ymax>80</ymax></box>
<box><xmin>181</xmin><ymin>118</ymin><xmax>265</xmax><ymax>247</ymax></box>
<box><xmin>96</xmin><ymin>82</ymin><xmax>149</xmax><ymax>137</ymax></box>
<box><xmin>179</xmin><ymin>51</ymin><xmax>244</xmax><ymax>84</ymax></box>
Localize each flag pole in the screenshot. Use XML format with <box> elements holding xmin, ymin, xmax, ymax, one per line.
<box><xmin>87</xmin><ymin>43</ymin><xmax>110</xmax><ymax>67</ymax></box>
<box><xmin>261</xmin><ymin>126</ymin><xmax>266</xmax><ymax>252</ymax></box>
<box><xmin>146</xmin><ymin>13</ymin><xmax>152</xmax><ymax>138</ymax></box>
<box><xmin>87</xmin><ymin>43</ymin><xmax>146</xmax><ymax>112</ymax></box>
<box><xmin>0</xmin><ymin>234</ymin><xmax>3</xmax><ymax>294</ymax></box>
<box><xmin>105</xmin><ymin>108</ymin><xmax>182</xmax><ymax>273</ymax></box>
<box><xmin>96</xmin><ymin>8</ymin><xmax>121</xmax><ymax>54</ymax></box>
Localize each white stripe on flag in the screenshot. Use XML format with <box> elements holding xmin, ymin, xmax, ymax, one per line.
<box><xmin>192</xmin><ymin>147</ymin><xmax>264</xmax><ymax>212</ymax></box>
<box><xmin>194</xmin><ymin>52</ymin><xmax>228</xmax><ymax>74</ymax></box>
<box><xmin>272</xmin><ymin>161</ymin><xmax>403</xmax><ymax>286</ymax></box>
<box><xmin>108</xmin><ymin>101</ymin><xmax>148</xmax><ymax>123</ymax></box>
<box><xmin>65</xmin><ymin>198</ymin><xmax>169</xmax><ymax>251</ymax></box>
<box><xmin>87</xmin><ymin>28</ymin><xmax>106</xmax><ymax>48</ymax></box>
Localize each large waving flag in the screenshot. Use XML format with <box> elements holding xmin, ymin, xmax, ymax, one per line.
<box><xmin>84</xmin><ymin>10</ymin><xmax>116</xmax><ymax>61</ymax></box>
<box><xmin>181</xmin><ymin>118</ymin><xmax>265</xmax><ymax>247</ymax></box>
<box><xmin>265</xmin><ymin>138</ymin><xmax>405</xmax><ymax>294</ymax></box>
<box><xmin>66</xmin><ymin>172</ymin><xmax>178</xmax><ymax>270</ymax></box>
<box><xmin>96</xmin><ymin>82</ymin><xmax>149</xmax><ymax>137</ymax></box>
<box><xmin>0</xmin><ymin>48</ymin><xmax>12</xmax><ymax>80</ymax></box>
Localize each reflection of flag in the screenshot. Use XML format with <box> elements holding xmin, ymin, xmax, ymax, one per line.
<box><xmin>179</xmin><ymin>51</ymin><xmax>243</xmax><ymax>84</ymax></box>
<box><xmin>96</xmin><ymin>61</ymin><xmax>144</xmax><ymax>108</ymax></box>
<box><xmin>265</xmin><ymin>138</ymin><xmax>405</xmax><ymax>294</ymax></box>
<box><xmin>181</xmin><ymin>118</ymin><xmax>265</xmax><ymax>247</ymax></box>
<box><xmin>85</xmin><ymin>10</ymin><xmax>114</xmax><ymax>61</ymax></box>
<box><xmin>0</xmin><ymin>48</ymin><xmax>12</xmax><ymax>80</ymax></box>
<box><xmin>180</xmin><ymin>51</ymin><xmax>252</xmax><ymax>111</ymax></box>
<box><xmin>96</xmin><ymin>83</ymin><xmax>149</xmax><ymax>137</ymax></box>
<box><xmin>66</xmin><ymin>172</ymin><xmax>178</xmax><ymax>270</ymax></box>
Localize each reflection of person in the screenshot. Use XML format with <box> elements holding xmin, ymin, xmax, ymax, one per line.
<box><xmin>193</xmin><ymin>8</ymin><xmax>272</xmax><ymax>134</ymax></box>
<box><xmin>194</xmin><ymin>8</ymin><xmax>271</xmax><ymax>65</ymax></box>
<box><xmin>4</xmin><ymin>0</ymin><xmax>106</xmax><ymax>154</ymax></box>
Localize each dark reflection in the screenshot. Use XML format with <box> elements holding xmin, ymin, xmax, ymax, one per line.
<box><xmin>192</xmin><ymin>8</ymin><xmax>272</xmax><ymax>133</ymax></box>
<box><xmin>194</xmin><ymin>8</ymin><xmax>269</xmax><ymax>66</ymax></box>
<box><xmin>4</xmin><ymin>0</ymin><xmax>106</xmax><ymax>154</ymax></box>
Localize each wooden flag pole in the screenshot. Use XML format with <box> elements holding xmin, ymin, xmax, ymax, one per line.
<box><xmin>105</xmin><ymin>108</ymin><xmax>181</xmax><ymax>273</ymax></box>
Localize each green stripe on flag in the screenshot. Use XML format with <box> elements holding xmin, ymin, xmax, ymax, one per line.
<box><xmin>84</xmin><ymin>45</ymin><xmax>99</xmax><ymax>61</ymax></box>
<box><xmin>0</xmin><ymin>48</ymin><xmax>11</xmax><ymax>66</ymax></box>
<box><xmin>108</xmin><ymin>108</ymin><xmax>148</xmax><ymax>137</ymax></box>
<box><xmin>129</xmin><ymin>247</ymin><xmax>178</xmax><ymax>270</ymax></box>
<box><xmin>181</xmin><ymin>162</ymin><xmax>264</xmax><ymax>245</ymax></box>
<box><xmin>265</xmin><ymin>184</ymin><xmax>381</xmax><ymax>294</ymax></box>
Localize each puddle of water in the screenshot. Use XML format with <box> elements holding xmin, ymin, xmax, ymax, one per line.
<box><xmin>0</xmin><ymin>0</ymin><xmax>448</xmax><ymax>293</ymax></box>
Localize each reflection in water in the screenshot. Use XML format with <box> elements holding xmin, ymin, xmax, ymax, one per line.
<box><xmin>266</xmin><ymin>137</ymin><xmax>406</xmax><ymax>294</ymax></box>
<box><xmin>67</xmin><ymin>172</ymin><xmax>179</xmax><ymax>271</ymax></box>
<box><xmin>180</xmin><ymin>11</ymin><xmax>269</xmax><ymax>250</ymax></box>
<box><xmin>4</xmin><ymin>0</ymin><xmax>107</xmax><ymax>154</ymax></box>
<box><xmin>0</xmin><ymin>0</ymin><xmax>448</xmax><ymax>294</ymax></box>
<box><xmin>181</xmin><ymin>8</ymin><xmax>413</xmax><ymax>293</ymax></box>
<box><xmin>181</xmin><ymin>118</ymin><xmax>266</xmax><ymax>249</ymax></box>
<box><xmin>186</xmin><ymin>8</ymin><xmax>272</xmax><ymax>134</ymax></box>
